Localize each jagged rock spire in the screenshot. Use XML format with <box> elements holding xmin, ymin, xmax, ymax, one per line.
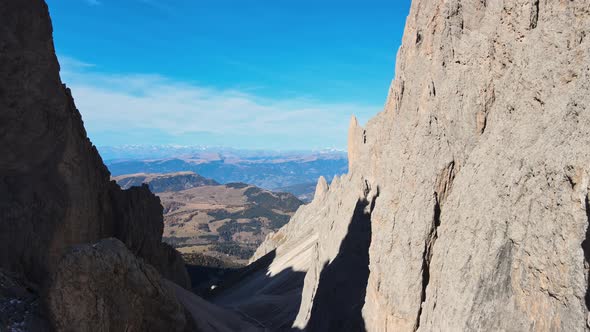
<box><xmin>347</xmin><ymin>115</ymin><xmax>363</xmax><ymax>173</ymax></box>
<box><xmin>314</xmin><ymin>176</ymin><xmax>329</xmax><ymax>200</ymax></box>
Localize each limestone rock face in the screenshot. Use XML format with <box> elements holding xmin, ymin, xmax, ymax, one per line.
<box><xmin>0</xmin><ymin>0</ymin><xmax>188</xmax><ymax>288</ymax></box>
<box><xmin>222</xmin><ymin>174</ymin><xmax>377</xmax><ymax>330</ymax></box>
<box><xmin>347</xmin><ymin>115</ymin><xmax>364</xmax><ymax>172</ymax></box>
<box><xmin>313</xmin><ymin>176</ymin><xmax>329</xmax><ymax>201</ymax></box>
<box><xmin>362</xmin><ymin>1</ymin><xmax>590</xmax><ymax>330</ymax></box>
<box><xmin>47</xmin><ymin>238</ymin><xmax>186</xmax><ymax>332</ymax></box>
<box><xmin>245</xmin><ymin>0</ymin><xmax>590</xmax><ymax>331</ymax></box>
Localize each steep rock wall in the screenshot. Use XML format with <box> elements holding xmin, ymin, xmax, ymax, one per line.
<box><xmin>0</xmin><ymin>0</ymin><xmax>188</xmax><ymax>288</ymax></box>
<box><xmin>362</xmin><ymin>1</ymin><xmax>590</xmax><ymax>330</ymax></box>
<box><xmin>246</xmin><ymin>0</ymin><xmax>590</xmax><ymax>331</ymax></box>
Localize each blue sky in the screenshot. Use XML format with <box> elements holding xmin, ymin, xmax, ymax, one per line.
<box><xmin>46</xmin><ymin>0</ymin><xmax>412</xmax><ymax>150</ymax></box>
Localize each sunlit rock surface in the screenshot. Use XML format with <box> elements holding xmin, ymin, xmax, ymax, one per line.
<box><xmin>223</xmin><ymin>0</ymin><xmax>590</xmax><ymax>330</ymax></box>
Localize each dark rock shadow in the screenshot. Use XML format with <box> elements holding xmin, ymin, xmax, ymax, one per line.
<box><xmin>206</xmin><ymin>249</ymin><xmax>278</xmax><ymax>298</ymax></box>
<box><xmin>581</xmin><ymin>195</ymin><xmax>590</xmax><ymax>309</ymax></box>
<box><xmin>185</xmin><ymin>263</ymin><xmax>240</xmax><ymax>296</ymax></box>
<box><xmin>205</xmin><ymin>194</ymin><xmax>374</xmax><ymax>331</ymax></box>
<box><xmin>206</xmin><ymin>250</ymin><xmax>306</xmax><ymax>330</ymax></box>
<box><xmin>302</xmin><ymin>197</ymin><xmax>373</xmax><ymax>332</ymax></box>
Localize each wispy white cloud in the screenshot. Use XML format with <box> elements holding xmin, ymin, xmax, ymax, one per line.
<box><xmin>58</xmin><ymin>55</ymin><xmax>379</xmax><ymax>149</ymax></box>
<box><xmin>84</xmin><ymin>0</ymin><xmax>101</xmax><ymax>6</ymax></box>
<box><xmin>58</xmin><ymin>56</ymin><xmax>96</xmax><ymax>69</ymax></box>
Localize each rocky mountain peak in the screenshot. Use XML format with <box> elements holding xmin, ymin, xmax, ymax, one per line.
<box><xmin>314</xmin><ymin>176</ymin><xmax>329</xmax><ymax>200</ymax></box>
<box><xmin>347</xmin><ymin>115</ymin><xmax>364</xmax><ymax>172</ymax></box>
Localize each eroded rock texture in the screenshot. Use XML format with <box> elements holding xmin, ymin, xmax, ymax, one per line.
<box><xmin>47</xmin><ymin>238</ymin><xmax>187</xmax><ymax>332</ymax></box>
<box><xmin>0</xmin><ymin>0</ymin><xmax>188</xmax><ymax>289</ymax></box>
<box><xmin>243</xmin><ymin>0</ymin><xmax>590</xmax><ymax>331</ymax></box>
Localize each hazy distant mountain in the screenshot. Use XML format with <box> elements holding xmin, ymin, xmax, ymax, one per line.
<box><xmin>274</xmin><ymin>182</ymin><xmax>318</xmax><ymax>203</ymax></box>
<box><xmin>103</xmin><ymin>146</ymin><xmax>348</xmax><ymax>190</ymax></box>
<box><xmin>113</xmin><ymin>172</ymin><xmax>219</xmax><ymax>193</ymax></box>
<box><xmin>99</xmin><ymin>145</ymin><xmax>346</xmax><ymax>162</ymax></box>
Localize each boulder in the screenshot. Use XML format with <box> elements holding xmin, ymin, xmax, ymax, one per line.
<box><xmin>47</xmin><ymin>238</ymin><xmax>186</xmax><ymax>332</ymax></box>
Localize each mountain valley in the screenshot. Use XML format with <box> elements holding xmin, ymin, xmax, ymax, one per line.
<box><xmin>2</xmin><ymin>0</ymin><xmax>590</xmax><ymax>331</ymax></box>
<box><xmin>114</xmin><ymin>172</ymin><xmax>303</xmax><ymax>265</ymax></box>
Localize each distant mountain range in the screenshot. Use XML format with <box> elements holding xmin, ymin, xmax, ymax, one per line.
<box><xmin>102</xmin><ymin>146</ymin><xmax>348</xmax><ymax>191</ymax></box>
<box><xmin>275</xmin><ymin>182</ymin><xmax>318</xmax><ymax>203</ymax></box>
<box><xmin>99</xmin><ymin>145</ymin><xmax>346</xmax><ymax>162</ymax></box>
<box><xmin>113</xmin><ymin>171</ymin><xmax>219</xmax><ymax>193</ymax></box>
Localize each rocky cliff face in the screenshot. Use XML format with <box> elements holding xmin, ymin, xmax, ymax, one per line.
<box><xmin>1</xmin><ymin>0</ymin><xmax>111</xmax><ymax>283</ymax></box>
<box><xmin>0</xmin><ymin>0</ymin><xmax>188</xmax><ymax>289</ymax></box>
<box><xmin>238</xmin><ymin>0</ymin><xmax>590</xmax><ymax>330</ymax></box>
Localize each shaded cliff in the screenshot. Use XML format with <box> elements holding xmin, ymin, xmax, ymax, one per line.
<box><xmin>229</xmin><ymin>0</ymin><xmax>590</xmax><ymax>331</ymax></box>
<box><xmin>0</xmin><ymin>0</ymin><xmax>187</xmax><ymax>292</ymax></box>
<box><xmin>0</xmin><ymin>2</ymin><xmax>271</xmax><ymax>331</ymax></box>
